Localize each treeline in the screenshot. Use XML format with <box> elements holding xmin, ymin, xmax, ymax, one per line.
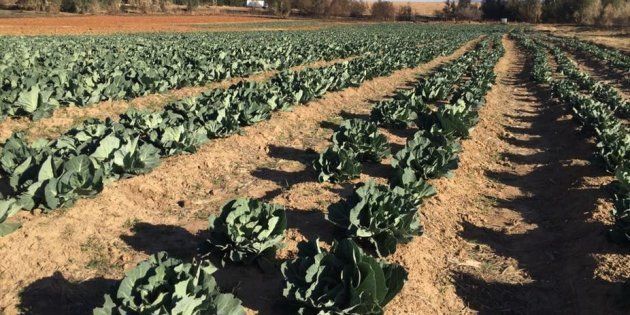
<box><xmin>7</xmin><ymin>0</ymin><xmax>263</xmax><ymax>13</ymax></box>
<box><xmin>480</xmin><ymin>0</ymin><xmax>629</xmax><ymax>25</ymax></box>
<box><xmin>266</xmin><ymin>0</ymin><xmax>368</xmax><ymax>18</ymax></box>
<box><xmin>10</xmin><ymin>0</ymin><xmax>189</xmax><ymax>13</ymax></box>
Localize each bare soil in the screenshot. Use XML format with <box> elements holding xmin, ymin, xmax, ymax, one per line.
<box><xmin>442</xmin><ymin>37</ymin><xmax>629</xmax><ymax>313</ymax></box>
<box><xmin>367</xmin><ymin>1</ymin><xmax>444</xmax><ymax>16</ymax></box>
<box><xmin>0</xmin><ymin>14</ymin><xmax>285</xmax><ymax>35</ymax></box>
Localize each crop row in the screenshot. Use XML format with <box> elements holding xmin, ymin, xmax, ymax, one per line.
<box><xmin>0</xmin><ymin>27</ymin><xmax>507</xmax><ymax>237</ymax></box>
<box><xmin>90</xmin><ymin>32</ymin><xmax>505</xmax><ymax>315</ymax></box>
<box><xmin>0</xmin><ymin>24</ymin><xmax>457</xmax><ymax>121</ymax></box>
<box><xmin>314</xmin><ymin>34</ymin><xmax>504</xmax><ymax>253</ymax></box>
<box><xmin>538</xmin><ymin>37</ymin><xmax>629</xmax><ymax>119</ymax></box>
<box><xmin>548</xmin><ymin>35</ymin><xmax>630</xmax><ymax>74</ymax></box>
<box><xmin>370</xmin><ymin>37</ymin><xmax>498</xmax><ymax>131</ymax></box>
<box><xmin>512</xmin><ymin>31</ymin><xmax>629</xmax><ymax>246</ymax></box>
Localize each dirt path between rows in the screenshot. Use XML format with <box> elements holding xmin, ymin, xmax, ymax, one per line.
<box><xmin>0</xmin><ymin>38</ymin><xmax>481</xmax><ymax>314</ymax></box>
<box><xmin>0</xmin><ymin>57</ymin><xmax>355</xmax><ymax>144</ymax></box>
<box><xmin>440</xmin><ymin>37</ymin><xmax>630</xmax><ymax>313</ymax></box>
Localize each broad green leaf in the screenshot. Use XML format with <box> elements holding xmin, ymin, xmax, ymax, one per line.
<box><xmin>16</xmin><ymin>85</ymin><xmax>40</xmax><ymax>113</ymax></box>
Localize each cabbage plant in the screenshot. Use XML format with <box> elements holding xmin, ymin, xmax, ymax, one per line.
<box><xmin>434</xmin><ymin>100</ymin><xmax>480</xmax><ymax>139</ymax></box>
<box><xmin>332</xmin><ymin>119</ymin><xmax>390</xmax><ymax>162</ymax></box>
<box><xmin>313</xmin><ymin>144</ymin><xmax>361</xmax><ymax>183</ymax></box>
<box><xmin>93</xmin><ymin>252</ymin><xmax>245</xmax><ymax>315</ymax></box>
<box><xmin>110</xmin><ymin>137</ymin><xmax>161</xmax><ymax>178</ymax></box>
<box><xmin>609</xmin><ymin>166</ymin><xmax>630</xmax><ymax>244</ymax></box>
<box><xmin>43</xmin><ymin>155</ymin><xmax>104</xmax><ymax>209</ymax></box>
<box><xmin>390</xmin><ymin>167</ymin><xmax>437</xmax><ymax>206</ymax></box>
<box><xmin>0</xmin><ymin>199</ymin><xmax>21</xmax><ymax>236</ymax></box>
<box><xmin>370</xmin><ymin>92</ymin><xmax>420</xmax><ymax>128</ymax></box>
<box><xmin>392</xmin><ymin>128</ymin><xmax>461</xmax><ymax>180</ymax></box>
<box><xmin>0</xmin><ymin>132</ymin><xmax>39</xmax><ymax>176</ymax></box>
<box><xmin>328</xmin><ymin>180</ymin><xmax>423</xmax><ymax>256</ymax></box>
<box><xmin>281</xmin><ymin>238</ymin><xmax>407</xmax><ymax>314</ymax></box>
<box><xmin>204</xmin><ymin>198</ymin><xmax>286</xmax><ymax>265</ymax></box>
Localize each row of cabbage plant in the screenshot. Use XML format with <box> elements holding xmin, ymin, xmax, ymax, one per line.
<box><xmin>511</xmin><ymin>31</ymin><xmax>629</xmax><ymax>246</ymax></box>
<box><xmin>539</xmin><ymin>36</ymin><xmax>629</xmax><ymax>119</ymax></box>
<box><xmin>88</xmin><ymin>32</ymin><xmax>505</xmax><ymax>315</ymax></box>
<box><xmin>547</xmin><ymin>35</ymin><xmax>630</xmax><ymax>75</ymax></box>
<box><xmin>313</xmin><ymin>34</ymin><xmax>504</xmax><ymax>256</ymax></box>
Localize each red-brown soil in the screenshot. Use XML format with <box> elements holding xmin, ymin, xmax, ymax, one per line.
<box><xmin>0</xmin><ymin>14</ymin><xmax>282</xmax><ymax>35</ymax></box>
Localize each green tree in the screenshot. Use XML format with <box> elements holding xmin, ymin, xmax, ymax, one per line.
<box><xmin>481</xmin><ymin>0</ymin><xmax>511</xmax><ymax>20</ymax></box>
<box><xmin>508</xmin><ymin>0</ymin><xmax>542</xmax><ymax>22</ymax></box>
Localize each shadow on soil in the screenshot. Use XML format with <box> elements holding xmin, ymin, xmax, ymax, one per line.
<box><xmin>382</xmin><ymin>125</ymin><xmax>418</xmax><ymax>141</ymax></box>
<box><xmin>452</xmin><ymin>45</ymin><xmax>629</xmax><ymax>314</ymax></box>
<box><xmin>319</xmin><ymin>120</ymin><xmax>339</xmax><ymax>131</ymax></box>
<box><xmin>121</xmin><ymin>222</ymin><xmax>206</xmax><ymax>260</ymax></box>
<box><xmin>286</xmin><ymin>207</ymin><xmax>337</xmax><ymax>244</ymax></box>
<box><xmin>566</xmin><ymin>49</ymin><xmax>630</xmax><ymax>90</ymax></box>
<box><xmin>251</xmin><ymin>145</ymin><xmax>318</xmax><ymax>200</ymax></box>
<box><xmin>18</xmin><ymin>272</ymin><xmax>116</xmax><ymax>315</ymax></box>
<box><xmin>339</xmin><ymin>110</ymin><xmax>369</xmax><ymax>121</ymax></box>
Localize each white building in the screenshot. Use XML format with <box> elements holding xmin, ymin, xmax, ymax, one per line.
<box><xmin>246</xmin><ymin>0</ymin><xmax>265</xmax><ymax>8</ymax></box>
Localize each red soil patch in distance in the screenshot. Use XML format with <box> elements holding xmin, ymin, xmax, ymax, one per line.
<box><xmin>0</xmin><ymin>14</ymin><xmax>280</xmax><ymax>35</ymax></box>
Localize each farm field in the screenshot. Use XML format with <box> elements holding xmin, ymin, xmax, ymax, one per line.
<box><xmin>0</xmin><ymin>20</ymin><xmax>629</xmax><ymax>315</ymax></box>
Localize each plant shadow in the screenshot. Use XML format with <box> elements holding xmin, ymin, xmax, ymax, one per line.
<box><xmin>18</xmin><ymin>272</ymin><xmax>116</xmax><ymax>315</ymax></box>
<box><xmin>286</xmin><ymin>207</ymin><xmax>336</xmax><ymax>244</ymax></box>
<box><xmin>120</xmin><ymin>222</ymin><xmax>207</xmax><ymax>260</ymax></box>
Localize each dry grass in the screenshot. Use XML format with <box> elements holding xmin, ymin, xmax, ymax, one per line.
<box><xmin>368</xmin><ymin>1</ymin><xmax>445</xmax><ymax>16</ymax></box>
<box><xmin>398</xmin><ymin>1</ymin><xmax>444</xmax><ymax>16</ymax></box>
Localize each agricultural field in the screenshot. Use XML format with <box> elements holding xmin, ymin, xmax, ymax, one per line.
<box><xmin>0</xmin><ymin>19</ymin><xmax>629</xmax><ymax>315</ymax></box>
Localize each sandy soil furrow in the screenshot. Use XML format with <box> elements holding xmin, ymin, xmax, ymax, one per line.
<box><xmin>0</xmin><ymin>57</ymin><xmax>355</xmax><ymax>144</ymax></box>
<box><xmin>441</xmin><ymin>37</ymin><xmax>629</xmax><ymax>313</ymax></box>
<box><xmin>0</xmin><ymin>38</ymin><xmax>481</xmax><ymax>314</ymax></box>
